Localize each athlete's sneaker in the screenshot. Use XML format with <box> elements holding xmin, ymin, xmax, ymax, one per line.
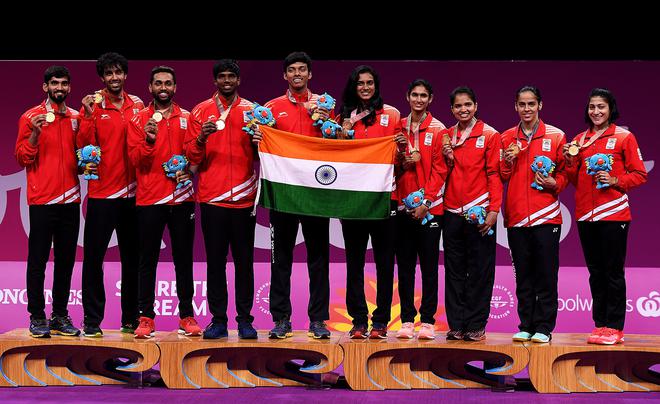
<box><xmin>463</xmin><ymin>328</ymin><xmax>486</xmax><ymax>341</ymax></box>
<box><xmin>446</xmin><ymin>329</ymin><xmax>464</xmax><ymax>340</ymax></box>
<box><xmin>396</xmin><ymin>322</ymin><xmax>415</xmax><ymax>339</ymax></box>
<box><xmin>29</xmin><ymin>318</ymin><xmax>50</xmax><ymax>338</ymax></box>
<box><xmin>308</xmin><ymin>321</ymin><xmax>331</xmax><ymax>339</ymax></box>
<box><xmin>238</xmin><ymin>322</ymin><xmax>258</xmax><ymax>339</ymax></box>
<box><xmin>82</xmin><ymin>323</ymin><xmax>103</xmax><ymax>338</ymax></box>
<box><xmin>417</xmin><ymin>323</ymin><xmax>436</xmax><ymax>340</ymax></box>
<box><xmin>368</xmin><ymin>323</ymin><xmax>388</xmax><ymax>339</ymax></box>
<box><xmin>512</xmin><ymin>331</ymin><xmax>533</xmax><ymax>342</ymax></box>
<box><xmin>134</xmin><ymin>316</ymin><xmax>155</xmax><ymax>339</ymax></box>
<box><xmin>587</xmin><ymin>327</ymin><xmax>606</xmax><ymax>344</ymax></box>
<box><xmin>531</xmin><ymin>332</ymin><xmax>551</xmax><ymax>343</ymax></box>
<box><xmin>595</xmin><ymin>328</ymin><xmax>624</xmax><ymax>345</ymax></box>
<box><xmin>120</xmin><ymin>320</ymin><xmax>139</xmax><ymax>334</ymax></box>
<box><xmin>203</xmin><ymin>322</ymin><xmax>228</xmax><ymax>339</ymax></box>
<box><xmin>269</xmin><ymin>319</ymin><xmax>293</xmax><ymax>339</ymax></box>
<box><xmin>178</xmin><ymin>317</ymin><xmax>202</xmax><ymax>336</ymax></box>
<box><xmin>49</xmin><ymin>315</ymin><xmax>80</xmax><ymax>336</ymax></box>
<box><xmin>349</xmin><ymin>324</ymin><xmax>368</xmax><ymax>339</ymax></box>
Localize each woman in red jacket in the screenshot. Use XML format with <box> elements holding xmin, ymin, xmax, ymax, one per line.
<box><xmin>501</xmin><ymin>86</ymin><xmax>568</xmax><ymax>344</ymax></box>
<box><xmin>441</xmin><ymin>86</ymin><xmax>502</xmax><ymax>341</ymax></box>
<box><xmin>563</xmin><ymin>88</ymin><xmax>647</xmax><ymax>345</ymax></box>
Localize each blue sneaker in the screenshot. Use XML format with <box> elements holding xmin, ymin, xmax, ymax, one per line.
<box><xmin>308</xmin><ymin>321</ymin><xmax>330</xmax><ymax>339</ymax></box>
<box><xmin>237</xmin><ymin>322</ymin><xmax>258</xmax><ymax>339</ymax></box>
<box><xmin>531</xmin><ymin>332</ymin><xmax>551</xmax><ymax>343</ymax></box>
<box><xmin>269</xmin><ymin>319</ymin><xmax>293</xmax><ymax>339</ymax></box>
<box><xmin>512</xmin><ymin>331</ymin><xmax>532</xmax><ymax>342</ymax></box>
<box><xmin>203</xmin><ymin>322</ymin><xmax>228</xmax><ymax>339</ymax></box>
<box><xmin>29</xmin><ymin>318</ymin><xmax>50</xmax><ymax>338</ymax></box>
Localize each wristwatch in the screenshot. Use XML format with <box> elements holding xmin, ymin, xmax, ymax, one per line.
<box><xmin>422</xmin><ymin>199</ymin><xmax>432</xmax><ymax>208</ymax></box>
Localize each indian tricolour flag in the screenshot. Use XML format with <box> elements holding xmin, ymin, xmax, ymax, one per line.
<box><xmin>258</xmin><ymin>126</ymin><xmax>396</xmax><ymax>219</ymax></box>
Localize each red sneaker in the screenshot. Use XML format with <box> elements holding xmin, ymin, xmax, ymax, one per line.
<box><xmin>596</xmin><ymin>328</ymin><xmax>624</xmax><ymax>345</ymax></box>
<box><xmin>178</xmin><ymin>317</ymin><xmax>202</xmax><ymax>336</ymax></box>
<box><xmin>134</xmin><ymin>316</ymin><xmax>155</xmax><ymax>339</ymax></box>
<box><xmin>586</xmin><ymin>327</ymin><xmax>606</xmax><ymax>344</ymax></box>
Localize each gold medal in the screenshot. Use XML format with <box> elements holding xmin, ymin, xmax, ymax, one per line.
<box><xmin>216</xmin><ymin>119</ymin><xmax>226</xmax><ymax>131</ymax></box>
<box><xmin>311</xmin><ymin>112</ymin><xmax>320</xmax><ymax>121</ymax></box>
<box><xmin>93</xmin><ymin>92</ymin><xmax>103</xmax><ymax>103</ymax></box>
<box><xmin>442</xmin><ymin>133</ymin><xmax>451</xmax><ymax>146</ymax></box>
<box><xmin>509</xmin><ymin>143</ymin><xmax>521</xmax><ymax>156</ymax></box>
<box><xmin>568</xmin><ymin>143</ymin><xmax>580</xmax><ymax>156</ymax></box>
<box><xmin>410</xmin><ymin>150</ymin><xmax>421</xmax><ymax>162</ymax></box>
<box><xmin>152</xmin><ymin>112</ymin><xmax>163</xmax><ymax>122</ymax></box>
<box><xmin>45</xmin><ymin>112</ymin><xmax>55</xmax><ymax>123</ymax></box>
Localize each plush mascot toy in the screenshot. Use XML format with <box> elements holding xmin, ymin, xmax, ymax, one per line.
<box><xmin>76</xmin><ymin>145</ymin><xmax>101</xmax><ymax>180</ymax></box>
<box><xmin>530</xmin><ymin>155</ymin><xmax>556</xmax><ymax>191</ymax></box>
<box><xmin>242</xmin><ymin>104</ymin><xmax>276</xmax><ymax>136</ymax></box>
<box><xmin>402</xmin><ymin>189</ymin><xmax>434</xmax><ymax>225</ymax></box>
<box><xmin>163</xmin><ymin>154</ymin><xmax>191</xmax><ymax>189</ymax></box>
<box><xmin>585</xmin><ymin>153</ymin><xmax>614</xmax><ymax>189</ymax></box>
<box><xmin>464</xmin><ymin>205</ymin><xmax>493</xmax><ymax>236</ymax></box>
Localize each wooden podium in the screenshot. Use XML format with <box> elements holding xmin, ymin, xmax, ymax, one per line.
<box><xmin>1</xmin><ymin>328</ymin><xmax>659</xmax><ymax>393</ymax></box>
<box><xmin>340</xmin><ymin>332</ymin><xmax>528</xmax><ymax>390</ymax></box>
<box><xmin>0</xmin><ymin>329</ymin><xmax>159</xmax><ymax>387</ymax></box>
<box><xmin>158</xmin><ymin>331</ymin><xmax>344</xmax><ymax>388</ymax></box>
<box><xmin>527</xmin><ymin>333</ymin><xmax>660</xmax><ymax>393</ymax></box>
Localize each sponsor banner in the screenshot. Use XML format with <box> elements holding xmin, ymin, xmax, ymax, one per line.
<box><xmin>0</xmin><ymin>262</ymin><xmax>657</xmax><ymax>335</ymax></box>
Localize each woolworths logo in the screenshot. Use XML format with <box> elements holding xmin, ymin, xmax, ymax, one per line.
<box><xmin>636</xmin><ymin>291</ymin><xmax>660</xmax><ymax>318</ymax></box>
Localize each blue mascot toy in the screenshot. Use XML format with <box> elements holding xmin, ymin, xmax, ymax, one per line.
<box><xmin>242</xmin><ymin>104</ymin><xmax>276</xmax><ymax>136</ymax></box>
<box><xmin>163</xmin><ymin>154</ymin><xmax>191</xmax><ymax>189</ymax></box>
<box><xmin>530</xmin><ymin>155</ymin><xmax>556</xmax><ymax>191</ymax></box>
<box><xmin>464</xmin><ymin>205</ymin><xmax>493</xmax><ymax>236</ymax></box>
<box><xmin>311</xmin><ymin>92</ymin><xmax>336</xmax><ymax>126</ymax></box>
<box><xmin>402</xmin><ymin>189</ymin><xmax>434</xmax><ymax>225</ymax></box>
<box><xmin>76</xmin><ymin>144</ymin><xmax>101</xmax><ymax>180</ymax></box>
<box><xmin>585</xmin><ymin>153</ymin><xmax>614</xmax><ymax>189</ymax></box>
<box><xmin>319</xmin><ymin>119</ymin><xmax>355</xmax><ymax>140</ymax></box>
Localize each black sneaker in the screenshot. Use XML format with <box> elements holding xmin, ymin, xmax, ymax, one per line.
<box><xmin>237</xmin><ymin>322</ymin><xmax>258</xmax><ymax>339</ymax></box>
<box><xmin>368</xmin><ymin>322</ymin><xmax>388</xmax><ymax>339</ymax></box>
<box><xmin>308</xmin><ymin>321</ymin><xmax>330</xmax><ymax>339</ymax></box>
<box><xmin>120</xmin><ymin>320</ymin><xmax>139</xmax><ymax>334</ymax></box>
<box><xmin>83</xmin><ymin>323</ymin><xmax>103</xmax><ymax>338</ymax></box>
<box><xmin>269</xmin><ymin>319</ymin><xmax>293</xmax><ymax>339</ymax></box>
<box><xmin>203</xmin><ymin>322</ymin><xmax>228</xmax><ymax>339</ymax></box>
<box><xmin>463</xmin><ymin>328</ymin><xmax>486</xmax><ymax>341</ymax></box>
<box><xmin>446</xmin><ymin>329</ymin><xmax>464</xmax><ymax>340</ymax></box>
<box><xmin>29</xmin><ymin>318</ymin><xmax>50</xmax><ymax>338</ymax></box>
<box><xmin>49</xmin><ymin>315</ymin><xmax>80</xmax><ymax>336</ymax></box>
<box><xmin>349</xmin><ymin>324</ymin><xmax>368</xmax><ymax>339</ymax></box>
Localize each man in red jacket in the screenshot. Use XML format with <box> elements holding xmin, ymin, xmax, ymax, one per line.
<box><xmin>184</xmin><ymin>59</ymin><xmax>259</xmax><ymax>339</ymax></box>
<box><xmin>78</xmin><ymin>53</ymin><xmax>144</xmax><ymax>337</ymax></box>
<box><xmin>15</xmin><ymin>65</ymin><xmax>81</xmax><ymax>338</ymax></box>
<box><xmin>253</xmin><ymin>52</ymin><xmax>333</xmax><ymax>339</ymax></box>
<box><xmin>127</xmin><ymin>66</ymin><xmax>202</xmax><ymax>339</ymax></box>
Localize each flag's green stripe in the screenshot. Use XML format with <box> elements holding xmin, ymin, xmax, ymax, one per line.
<box><xmin>259</xmin><ymin>180</ymin><xmax>391</xmax><ymax>220</ymax></box>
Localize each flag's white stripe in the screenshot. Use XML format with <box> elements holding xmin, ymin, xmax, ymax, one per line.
<box><xmin>259</xmin><ymin>152</ymin><xmax>393</xmax><ymax>192</ymax></box>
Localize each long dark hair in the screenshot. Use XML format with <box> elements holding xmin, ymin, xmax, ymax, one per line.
<box><xmin>339</xmin><ymin>65</ymin><xmax>383</xmax><ymax>127</ymax></box>
<box><xmin>584</xmin><ymin>88</ymin><xmax>619</xmax><ymax>127</ymax></box>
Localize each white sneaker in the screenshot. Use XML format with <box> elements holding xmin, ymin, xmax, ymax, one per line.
<box><xmin>418</xmin><ymin>323</ymin><xmax>435</xmax><ymax>340</ymax></box>
<box><xmin>396</xmin><ymin>322</ymin><xmax>415</xmax><ymax>339</ymax></box>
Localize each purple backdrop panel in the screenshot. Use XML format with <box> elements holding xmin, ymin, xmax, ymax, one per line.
<box><xmin>0</xmin><ymin>262</ymin><xmax>657</xmax><ymax>334</ymax></box>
